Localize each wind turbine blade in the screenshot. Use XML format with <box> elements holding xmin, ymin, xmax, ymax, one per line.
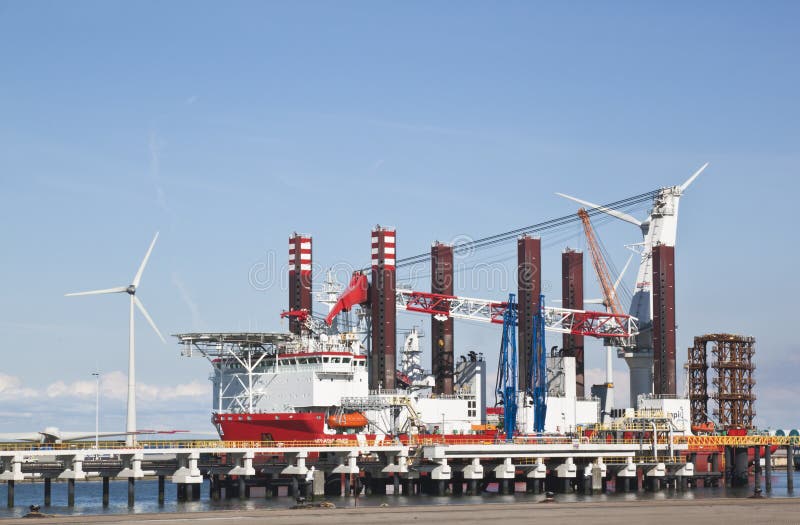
<box><xmin>555</xmin><ymin>193</ymin><xmax>642</xmax><ymax>227</ymax></box>
<box><xmin>613</xmin><ymin>253</ymin><xmax>635</xmax><ymax>292</ymax></box>
<box><xmin>134</xmin><ymin>296</ymin><xmax>166</xmax><ymax>343</ymax></box>
<box><xmin>680</xmin><ymin>162</ymin><xmax>709</xmax><ymax>192</ymax></box>
<box><xmin>553</xmin><ymin>298</ymin><xmax>604</xmax><ymax>304</ymax></box>
<box><xmin>65</xmin><ymin>286</ymin><xmax>128</xmax><ymax>297</ymax></box>
<box><xmin>132</xmin><ymin>232</ymin><xmax>159</xmax><ymax>287</ymax></box>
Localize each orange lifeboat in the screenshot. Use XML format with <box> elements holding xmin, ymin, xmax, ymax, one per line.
<box><xmin>692</xmin><ymin>422</ymin><xmax>716</xmax><ymax>435</ymax></box>
<box><xmin>328</xmin><ymin>412</ymin><xmax>369</xmax><ymax>429</ymax></box>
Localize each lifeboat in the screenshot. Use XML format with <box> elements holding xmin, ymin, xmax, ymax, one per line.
<box><xmin>692</xmin><ymin>422</ymin><xmax>716</xmax><ymax>434</ymax></box>
<box><xmin>328</xmin><ymin>412</ymin><xmax>369</xmax><ymax>429</ymax></box>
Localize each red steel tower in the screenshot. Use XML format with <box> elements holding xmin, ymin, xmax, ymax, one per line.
<box><xmin>561</xmin><ymin>249</ymin><xmax>585</xmax><ymax>397</ymax></box>
<box><xmin>288</xmin><ymin>233</ymin><xmax>312</xmax><ymax>335</ymax></box>
<box><xmin>652</xmin><ymin>244</ymin><xmax>676</xmax><ymax>395</ymax></box>
<box><xmin>370</xmin><ymin>226</ymin><xmax>396</xmax><ymax>390</ymax></box>
<box><xmin>517</xmin><ymin>235</ymin><xmax>541</xmax><ymax>392</ymax></box>
<box><xmin>431</xmin><ymin>242</ymin><xmax>454</xmax><ymax>395</ymax></box>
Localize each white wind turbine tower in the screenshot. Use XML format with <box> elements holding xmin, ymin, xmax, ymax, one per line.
<box><xmin>66</xmin><ymin>232</ymin><xmax>165</xmax><ymax>446</ymax></box>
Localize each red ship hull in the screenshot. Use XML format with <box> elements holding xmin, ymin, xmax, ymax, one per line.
<box><xmin>215</xmin><ymin>412</ymin><xmax>327</xmax><ymax>442</ymax></box>
<box><xmin>215</xmin><ymin>412</ymin><xmax>499</xmax><ymax>444</ymax></box>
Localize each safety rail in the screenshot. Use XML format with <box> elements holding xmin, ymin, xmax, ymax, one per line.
<box><xmin>4</xmin><ymin>435</ymin><xmax>793</xmax><ymax>453</ymax></box>
<box><xmin>674</xmin><ymin>435</ymin><xmax>800</xmax><ymax>446</ymax></box>
<box><xmin>0</xmin><ymin>439</ymin><xmax>378</xmax><ymax>452</ymax></box>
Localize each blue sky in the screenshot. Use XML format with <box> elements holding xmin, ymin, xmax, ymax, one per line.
<box><xmin>0</xmin><ymin>1</ymin><xmax>798</xmax><ymax>434</ymax></box>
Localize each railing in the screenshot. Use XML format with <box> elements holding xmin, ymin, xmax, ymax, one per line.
<box><xmin>675</xmin><ymin>435</ymin><xmax>800</xmax><ymax>446</ymax></box>
<box><xmin>4</xmin><ymin>435</ymin><xmax>796</xmax><ymax>453</ymax></box>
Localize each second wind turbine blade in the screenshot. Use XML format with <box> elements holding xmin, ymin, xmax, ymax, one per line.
<box><xmin>555</xmin><ymin>193</ymin><xmax>643</xmax><ymax>227</ymax></box>
<box><xmin>65</xmin><ymin>286</ymin><xmax>128</xmax><ymax>297</ymax></box>
<box><xmin>134</xmin><ymin>296</ymin><xmax>166</xmax><ymax>343</ymax></box>
<box><xmin>132</xmin><ymin>232</ymin><xmax>159</xmax><ymax>288</ymax></box>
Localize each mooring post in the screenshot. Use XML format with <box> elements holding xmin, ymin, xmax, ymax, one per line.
<box><xmin>788</xmin><ymin>446</ymin><xmax>795</xmax><ymax>492</ymax></box>
<box><xmin>44</xmin><ymin>477</ymin><xmax>51</xmax><ymax>506</ymax></box>
<box><xmin>7</xmin><ymin>480</ymin><xmax>14</xmax><ymax>508</ymax></box>
<box><xmin>102</xmin><ymin>476</ymin><xmax>110</xmax><ymax>506</ymax></box>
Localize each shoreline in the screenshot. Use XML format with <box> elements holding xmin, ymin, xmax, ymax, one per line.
<box><xmin>2</xmin><ymin>497</ymin><xmax>800</xmax><ymax>524</ymax></box>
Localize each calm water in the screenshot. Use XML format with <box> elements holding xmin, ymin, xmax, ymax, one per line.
<box><xmin>0</xmin><ymin>474</ymin><xmax>797</xmax><ymax>519</ymax></box>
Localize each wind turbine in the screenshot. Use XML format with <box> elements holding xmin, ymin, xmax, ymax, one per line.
<box><xmin>66</xmin><ymin>232</ymin><xmax>165</xmax><ymax>446</ymax></box>
<box><xmin>556</xmin><ymin>163</ymin><xmax>709</xmax><ymax>403</ymax></box>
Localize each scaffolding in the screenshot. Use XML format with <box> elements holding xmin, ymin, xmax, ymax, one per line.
<box><xmin>688</xmin><ymin>334</ymin><xmax>756</xmax><ymax>431</ymax></box>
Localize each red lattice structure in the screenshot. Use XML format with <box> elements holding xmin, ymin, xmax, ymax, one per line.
<box><xmin>688</xmin><ymin>334</ymin><xmax>756</xmax><ymax>431</ymax></box>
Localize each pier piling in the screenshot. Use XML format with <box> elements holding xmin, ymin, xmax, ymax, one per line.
<box><xmin>127</xmin><ymin>478</ymin><xmax>135</xmax><ymax>508</ymax></box>
<box><xmin>67</xmin><ymin>478</ymin><xmax>75</xmax><ymax>507</ymax></box>
<box><xmin>754</xmin><ymin>446</ymin><xmax>761</xmax><ymax>494</ymax></box>
<box><xmin>157</xmin><ymin>476</ymin><xmax>165</xmax><ymax>505</ymax></box>
<box><xmin>238</xmin><ymin>476</ymin><xmax>247</xmax><ymax>500</ymax></box>
<box><xmin>765</xmin><ymin>446</ymin><xmax>772</xmax><ymax>492</ymax></box>
<box><xmin>787</xmin><ymin>446</ymin><xmax>794</xmax><ymax>492</ymax></box>
<box><xmin>7</xmin><ymin>480</ymin><xmax>14</xmax><ymax>508</ymax></box>
<box><xmin>102</xmin><ymin>477</ymin><xmax>109</xmax><ymax>506</ymax></box>
<box><xmin>44</xmin><ymin>477</ymin><xmax>51</xmax><ymax>506</ymax></box>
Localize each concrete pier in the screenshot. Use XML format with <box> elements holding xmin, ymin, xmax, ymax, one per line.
<box><xmin>2</xmin><ymin>435</ymin><xmax>790</xmax><ymax>509</ymax></box>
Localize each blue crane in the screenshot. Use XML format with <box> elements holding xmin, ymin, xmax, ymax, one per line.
<box><xmin>495</xmin><ymin>293</ymin><xmax>518</xmax><ymax>442</ymax></box>
<box><xmin>530</xmin><ymin>293</ymin><xmax>547</xmax><ymax>433</ymax></box>
<box><xmin>496</xmin><ymin>293</ymin><xmax>548</xmax><ymax>439</ymax></box>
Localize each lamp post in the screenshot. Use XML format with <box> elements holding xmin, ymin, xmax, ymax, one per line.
<box><xmin>92</xmin><ymin>371</ymin><xmax>100</xmax><ymax>450</ymax></box>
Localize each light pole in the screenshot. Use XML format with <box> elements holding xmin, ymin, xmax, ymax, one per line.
<box><xmin>92</xmin><ymin>371</ymin><xmax>100</xmax><ymax>450</ymax></box>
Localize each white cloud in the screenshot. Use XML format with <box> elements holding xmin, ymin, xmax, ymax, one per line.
<box><xmin>0</xmin><ymin>372</ymin><xmax>39</xmax><ymax>399</ymax></box>
<box><xmin>0</xmin><ymin>370</ymin><xmax>206</xmax><ymax>407</ymax></box>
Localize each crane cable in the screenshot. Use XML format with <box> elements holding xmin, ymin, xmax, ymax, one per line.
<box><xmin>362</xmin><ymin>189</ymin><xmax>658</xmax><ymax>272</ymax></box>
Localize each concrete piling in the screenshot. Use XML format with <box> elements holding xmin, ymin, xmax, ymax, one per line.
<box><xmin>765</xmin><ymin>446</ymin><xmax>772</xmax><ymax>492</ymax></box>
<box><xmin>103</xmin><ymin>477</ymin><xmax>110</xmax><ymax>506</ymax></box>
<box><xmin>238</xmin><ymin>476</ymin><xmax>247</xmax><ymax>500</ymax></box>
<box><xmin>127</xmin><ymin>478</ymin><xmax>135</xmax><ymax>508</ymax></box>
<box><xmin>44</xmin><ymin>477</ymin><xmax>51</xmax><ymax>506</ymax></box>
<box><xmin>753</xmin><ymin>446</ymin><xmax>761</xmax><ymax>494</ymax></box>
<box><xmin>158</xmin><ymin>476</ymin><xmax>165</xmax><ymax>505</ymax></box>
<box><xmin>67</xmin><ymin>478</ymin><xmax>75</xmax><ymax>507</ymax></box>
